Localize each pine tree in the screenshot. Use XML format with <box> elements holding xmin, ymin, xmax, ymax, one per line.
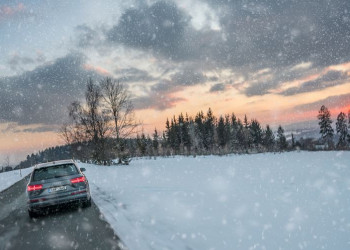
<box><xmin>174</xmin><ymin>115</ymin><xmax>181</xmax><ymax>151</ymax></box>
<box><xmin>146</xmin><ymin>135</ymin><xmax>153</xmax><ymax>155</ymax></box>
<box><xmin>136</xmin><ymin>133</ymin><xmax>147</xmax><ymax>156</ymax></box>
<box><xmin>230</xmin><ymin>113</ymin><xmax>239</xmax><ymax>150</ymax></box>
<box><xmin>250</xmin><ymin>119</ymin><xmax>263</xmax><ymax>146</ymax></box>
<box><xmin>170</xmin><ymin>118</ymin><xmax>180</xmax><ymax>152</ymax></box>
<box><xmin>263</xmin><ymin>125</ymin><xmax>275</xmax><ymax>150</ymax></box>
<box><xmin>277</xmin><ymin>125</ymin><xmax>288</xmax><ymax>151</ymax></box>
<box><xmin>188</xmin><ymin>118</ymin><xmax>197</xmax><ymax>154</ymax></box>
<box><xmin>180</xmin><ymin>113</ymin><xmax>191</xmax><ymax>153</ymax></box>
<box><xmin>336</xmin><ymin>112</ymin><xmax>348</xmax><ymax>148</ymax></box>
<box><xmin>243</xmin><ymin>126</ymin><xmax>253</xmax><ymax>149</ymax></box>
<box><xmin>165</xmin><ymin>118</ymin><xmax>171</xmax><ymax>140</ymax></box>
<box><xmin>236</xmin><ymin>121</ymin><xmax>245</xmax><ymax>149</ymax></box>
<box><xmin>204</xmin><ymin>108</ymin><xmax>215</xmax><ymax>151</ymax></box>
<box><xmin>243</xmin><ymin>114</ymin><xmax>249</xmax><ymax>128</ymax></box>
<box><xmin>317</xmin><ymin>105</ymin><xmax>334</xmax><ymax>148</ymax></box>
<box><xmin>161</xmin><ymin>131</ymin><xmax>168</xmax><ymax>151</ymax></box>
<box><xmin>224</xmin><ymin>115</ymin><xmax>231</xmax><ymax>147</ymax></box>
<box><xmin>217</xmin><ymin>116</ymin><xmax>226</xmax><ymax>148</ymax></box>
<box><xmin>291</xmin><ymin>133</ymin><xmax>295</xmax><ymax>149</ymax></box>
<box><xmin>239</xmin><ymin>115</ymin><xmax>252</xmax><ymax>149</ymax></box>
<box><xmin>165</xmin><ymin>117</ymin><xmax>178</xmax><ymax>153</ymax></box>
<box><xmin>152</xmin><ymin>128</ymin><xmax>159</xmax><ymax>154</ymax></box>
<box><xmin>168</xmin><ymin>118</ymin><xmax>175</xmax><ymax>150</ymax></box>
<box><xmin>231</xmin><ymin>113</ymin><xmax>238</xmax><ymax>131</ymax></box>
<box><xmin>194</xmin><ymin>111</ymin><xmax>205</xmax><ymax>151</ymax></box>
<box><xmin>178</xmin><ymin>113</ymin><xmax>185</xmax><ymax>148</ymax></box>
<box><xmin>236</xmin><ymin>119</ymin><xmax>251</xmax><ymax>150</ymax></box>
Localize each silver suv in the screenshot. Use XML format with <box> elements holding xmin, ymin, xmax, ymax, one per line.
<box><xmin>26</xmin><ymin>159</ymin><xmax>91</xmax><ymax>218</ymax></box>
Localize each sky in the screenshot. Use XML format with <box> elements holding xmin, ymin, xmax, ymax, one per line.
<box><xmin>1</xmin><ymin>0</ymin><xmax>350</xmax><ymax>164</ymax></box>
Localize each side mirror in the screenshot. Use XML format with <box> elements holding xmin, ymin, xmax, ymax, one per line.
<box><xmin>80</xmin><ymin>167</ymin><xmax>86</xmax><ymax>172</ymax></box>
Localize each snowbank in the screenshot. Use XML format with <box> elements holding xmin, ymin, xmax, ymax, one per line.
<box><xmin>0</xmin><ymin>168</ymin><xmax>33</xmax><ymax>192</ymax></box>
<box><xmin>80</xmin><ymin>151</ymin><xmax>350</xmax><ymax>250</ymax></box>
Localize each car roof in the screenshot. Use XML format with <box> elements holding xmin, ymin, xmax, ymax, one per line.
<box><xmin>34</xmin><ymin>159</ymin><xmax>76</xmax><ymax>169</ymax></box>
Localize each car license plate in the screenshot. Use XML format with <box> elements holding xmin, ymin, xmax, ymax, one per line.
<box><xmin>49</xmin><ymin>186</ymin><xmax>67</xmax><ymax>193</ymax></box>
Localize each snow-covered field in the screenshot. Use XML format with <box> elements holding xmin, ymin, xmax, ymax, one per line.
<box><xmin>0</xmin><ymin>167</ymin><xmax>33</xmax><ymax>192</ymax></box>
<box><xmin>80</xmin><ymin>151</ymin><xmax>350</xmax><ymax>250</ymax></box>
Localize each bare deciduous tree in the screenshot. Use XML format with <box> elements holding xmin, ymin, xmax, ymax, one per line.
<box><xmin>100</xmin><ymin>77</ymin><xmax>140</xmax><ymax>145</ymax></box>
<box><xmin>61</xmin><ymin>79</ymin><xmax>111</xmax><ymax>164</ymax></box>
<box><xmin>61</xmin><ymin>78</ymin><xmax>139</xmax><ymax>164</ymax></box>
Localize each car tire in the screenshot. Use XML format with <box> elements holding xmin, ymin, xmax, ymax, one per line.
<box><xmin>28</xmin><ymin>210</ymin><xmax>38</xmax><ymax>218</ymax></box>
<box><xmin>82</xmin><ymin>198</ymin><xmax>92</xmax><ymax>208</ymax></box>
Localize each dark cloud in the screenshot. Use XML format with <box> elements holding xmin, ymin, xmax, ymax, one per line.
<box><xmin>70</xmin><ymin>0</ymin><xmax>350</xmax><ymax>100</ymax></box>
<box><xmin>21</xmin><ymin>125</ymin><xmax>59</xmax><ymax>133</ymax></box>
<box><xmin>243</xmin><ymin>66</ymin><xmax>316</xmax><ymax>96</ymax></box>
<box><xmin>133</xmin><ymin>79</ymin><xmax>181</xmax><ymax>110</ymax></box>
<box><xmin>0</xmin><ymin>123</ymin><xmax>57</xmax><ymax>133</ymax></box>
<box><xmin>208</xmin><ymin>76</ymin><xmax>219</xmax><ymax>82</ymax></box>
<box><xmin>102</xmin><ymin>1</ymin><xmax>226</xmax><ymax>63</ymax></box>
<box><xmin>150</xmin><ymin>80</ymin><xmax>174</xmax><ymax>93</ymax></box>
<box><xmin>6</xmin><ymin>52</ymin><xmax>46</xmax><ymax>72</ymax></box>
<box><xmin>149</xmin><ymin>68</ymin><xmax>209</xmax><ymax>93</ymax></box>
<box><xmin>281</xmin><ymin>70</ymin><xmax>349</xmax><ymax>96</ymax></box>
<box><xmin>294</xmin><ymin>93</ymin><xmax>350</xmax><ymax>112</ymax></box>
<box><xmin>209</xmin><ymin>83</ymin><xmax>226</xmax><ymax>92</ymax></box>
<box><xmin>7</xmin><ymin>54</ymin><xmax>34</xmax><ymax>71</ymax></box>
<box><xmin>170</xmin><ymin>70</ymin><xmax>207</xmax><ymax>86</ymax></box>
<box><xmin>132</xmin><ymin>68</ymin><xmax>208</xmax><ymax>111</ymax></box>
<box><xmin>244</xmin><ymin>81</ymin><xmax>276</xmax><ymax>96</ymax></box>
<box><xmin>75</xmin><ymin>24</ymin><xmax>101</xmax><ymax>48</ymax></box>
<box><xmin>103</xmin><ymin>0</ymin><xmax>350</xmax><ymax>98</ymax></box>
<box><xmin>79</xmin><ymin>0</ymin><xmax>350</xmax><ymax>69</ymax></box>
<box><xmin>133</xmin><ymin>94</ymin><xmax>185</xmax><ymax>111</ymax></box>
<box><xmin>0</xmin><ymin>53</ymin><xmax>100</xmax><ymax>125</ymax></box>
<box><xmin>107</xmin><ymin>1</ymin><xmax>190</xmax><ymax>60</ymax></box>
<box><xmin>207</xmin><ymin>0</ymin><xmax>350</xmax><ymax>68</ymax></box>
<box><xmin>115</xmin><ymin>68</ymin><xmax>157</xmax><ymax>83</ymax></box>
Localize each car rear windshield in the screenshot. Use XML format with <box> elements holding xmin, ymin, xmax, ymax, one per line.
<box><xmin>32</xmin><ymin>164</ymin><xmax>79</xmax><ymax>181</ymax></box>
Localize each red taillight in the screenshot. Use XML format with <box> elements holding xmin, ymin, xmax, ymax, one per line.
<box><xmin>27</xmin><ymin>184</ymin><xmax>43</xmax><ymax>191</ymax></box>
<box><xmin>70</xmin><ymin>176</ymin><xmax>85</xmax><ymax>184</ymax></box>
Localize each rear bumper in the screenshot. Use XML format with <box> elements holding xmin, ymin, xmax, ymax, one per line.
<box><xmin>28</xmin><ymin>191</ymin><xmax>90</xmax><ymax>212</ymax></box>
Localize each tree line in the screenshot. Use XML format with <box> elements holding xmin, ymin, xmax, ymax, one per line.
<box><xmin>142</xmin><ymin>109</ymin><xmax>290</xmax><ymax>156</ymax></box>
<box><xmin>15</xmin><ymin>145</ymin><xmax>73</xmax><ymax>170</ymax></box>
<box><xmin>14</xmin><ymin>81</ymin><xmax>350</xmax><ymax>168</ymax></box>
<box><xmin>134</xmin><ymin>105</ymin><xmax>350</xmax><ymax>157</ymax></box>
<box><xmin>60</xmin><ymin>79</ymin><xmax>295</xmax><ymax>161</ymax></box>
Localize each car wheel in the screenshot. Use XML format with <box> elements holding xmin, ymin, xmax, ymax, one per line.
<box><xmin>28</xmin><ymin>210</ymin><xmax>38</xmax><ymax>218</ymax></box>
<box><xmin>82</xmin><ymin>198</ymin><xmax>92</xmax><ymax>208</ymax></box>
